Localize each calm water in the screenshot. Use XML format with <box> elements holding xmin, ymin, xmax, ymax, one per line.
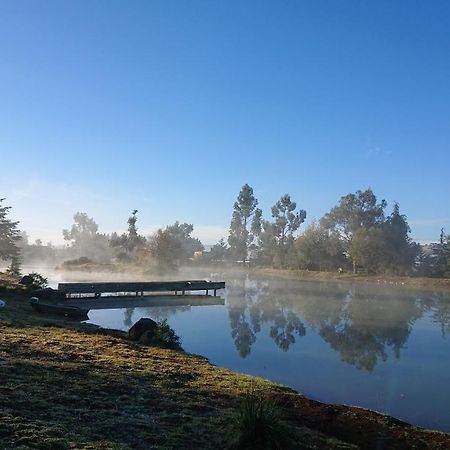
<box><xmin>40</xmin><ymin>268</ymin><xmax>450</xmax><ymax>432</ymax></box>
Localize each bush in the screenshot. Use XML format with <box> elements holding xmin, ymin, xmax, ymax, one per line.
<box><xmin>23</xmin><ymin>272</ymin><xmax>48</xmax><ymax>289</ymax></box>
<box><xmin>62</xmin><ymin>257</ymin><xmax>94</xmax><ymax>266</ymax></box>
<box><xmin>230</xmin><ymin>391</ymin><xmax>296</xmax><ymax>450</ymax></box>
<box><xmin>139</xmin><ymin>319</ymin><xmax>182</xmax><ymax>350</ymax></box>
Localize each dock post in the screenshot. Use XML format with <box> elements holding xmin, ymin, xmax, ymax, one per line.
<box><xmin>214</xmin><ymin>289</ymin><xmax>217</xmax><ymax>296</ymax></box>
<box><xmin>206</xmin><ymin>289</ymin><xmax>209</xmax><ymax>296</ymax></box>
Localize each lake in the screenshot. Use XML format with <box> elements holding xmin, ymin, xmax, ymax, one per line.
<box><xmin>39</xmin><ymin>267</ymin><xmax>450</xmax><ymax>432</ymax></box>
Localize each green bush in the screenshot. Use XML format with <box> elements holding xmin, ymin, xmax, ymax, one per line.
<box><xmin>25</xmin><ymin>272</ymin><xmax>48</xmax><ymax>289</ymax></box>
<box><xmin>139</xmin><ymin>319</ymin><xmax>182</xmax><ymax>350</ymax></box>
<box><xmin>230</xmin><ymin>391</ymin><xmax>296</xmax><ymax>450</ymax></box>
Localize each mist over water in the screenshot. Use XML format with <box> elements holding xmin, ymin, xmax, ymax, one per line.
<box><xmin>28</xmin><ymin>265</ymin><xmax>450</xmax><ymax>432</ymax></box>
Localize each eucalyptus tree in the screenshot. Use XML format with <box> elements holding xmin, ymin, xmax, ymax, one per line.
<box><xmin>0</xmin><ymin>198</ymin><xmax>20</xmax><ymax>262</ymax></box>
<box><xmin>256</xmin><ymin>194</ymin><xmax>306</xmax><ymax>268</ymax></box>
<box><xmin>321</xmin><ymin>188</ymin><xmax>387</xmax><ymax>273</ymax></box>
<box><xmin>295</xmin><ymin>221</ymin><xmax>346</xmax><ymax>271</ymax></box>
<box><xmin>270</xmin><ymin>194</ymin><xmax>306</xmax><ymax>267</ymax></box>
<box><xmin>228</xmin><ymin>184</ymin><xmax>262</xmax><ymax>263</ymax></box>
<box><xmin>149</xmin><ymin>221</ymin><xmax>203</xmax><ymax>269</ymax></box>
<box><xmin>110</xmin><ymin>210</ymin><xmax>146</xmax><ymax>261</ymax></box>
<box><xmin>63</xmin><ymin>212</ymin><xmax>112</xmax><ymax>262</ymax></box>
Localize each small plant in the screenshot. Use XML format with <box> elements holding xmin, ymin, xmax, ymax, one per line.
<box><xmin>230</xmin><ymin>390</ymin><xmax>296</xmax><ymax>450</ymax></box>
<box><xmin>25</xmin><ymin>272</ymin><xmax>48</xmax><ymax>289</ymax></box>
<box><xmin>139</xmin><ymin>319</ymin><xmax>183</xmax><ymax>350</ymax></box>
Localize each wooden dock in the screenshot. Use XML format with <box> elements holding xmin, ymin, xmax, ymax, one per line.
<box><xmin>57</xmin><ymin>280</ymin><xmax>226</xmax><ymax>299</ymax></box>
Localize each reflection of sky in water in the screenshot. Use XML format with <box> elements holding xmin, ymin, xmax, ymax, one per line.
<box><xmin>32</xmin><ymin>266</ymin><xmax>450</xmax><ymax>432</ymax></box>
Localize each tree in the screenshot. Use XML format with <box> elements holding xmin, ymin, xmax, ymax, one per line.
<box><xmin>295</xmin><ymin>221</ymin><xmax>346</xmax><ymax>271</ymax></box>
<box><xmin>228</xmin><ymin>184</ymin><xmax>262</xmax><ymax>263</ymax></box>
<box><xmin>381</xmin><ymin>203</ymin><xmax>419</xmax><ymax>275</ymax></box>
<box><xmin>110</xmin><ymin>210</ymin><xmax>146</xmax><ymax>260</ymax></box>
<box><xmin>0</xmin><ymin>198</ymin><xmax>20</xmax><ymax>262</ymax></box>
<box><xmin>429</xmin><ymin>229</ymin><xmax>449</xmax><ymax>277</ymax></box>
<box><xmin>321</xmin><ymin>188</ymin><xmax>387</xmax><ymax>273</ymax></box>
<box><xmin>265</xmin><ymin>194</ymin><xmax>306</xmax><ymax>268</ymax></box>
<box><xmin>209</xmin><ymin>238</ymin><xmax>230</xmax><ymax>262</ymax></box>
<box><xmin>149</xmin><ymin>221</ymin><xmax>203</xmax><ymax>268</ymax></box>
<box><xmin>63</xmin><ymin>212</ymin><xmax>112</xmax><ymax>262</ymax></box>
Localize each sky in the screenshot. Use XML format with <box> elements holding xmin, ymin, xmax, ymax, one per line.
<box><xmin>1</xmin><ymin>0</ymin><xmax>449</xmax><ymax>245</ymax></box>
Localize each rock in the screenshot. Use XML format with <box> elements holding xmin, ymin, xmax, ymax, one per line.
<box><xmin>139</xmin><ymin>330</ymin><xmax>156</xmax><ymax>345</ymax></box>
<box><xmin>128</xmin><ymin>318</ymin><xmax>158</xmax><ymax>341</ymax></box>
<box><xmin>19</xmin><ymin>275</ymin><xmax>34</xmax><ymax>286</ymax></box>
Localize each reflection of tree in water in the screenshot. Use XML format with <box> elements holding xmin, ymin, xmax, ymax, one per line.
<box><xmin>123</xmin><ymin>307</ymin><xmax>135</xmax><ymax>328</ymax></box>
<box><xmin>421</xmin><ymin>292</ymin><xmax>450</xmax><ymax>338</ymax></box>
<box><xmin>316</xmin><ymin>287</ymin><xmax>423</xmax><ymax>371</ymax></box>
<box><xmin>227</xmin><ymin>275</ymin><xmax>306</xmax><ymax>356</ymax></box>
<box><xmin>226</xmin><ymin>276</ymin><xmax>435</xmax><ymax>370</ymax></box>
<box><xmin>268</xmin><ymin>309</ymin><xmax>306</xmax><ymax>352</ymax></box>
<box><xmin>227</xmin><ymin>275</ymin><xmax>260</xmax><ymax>357</ymax></box>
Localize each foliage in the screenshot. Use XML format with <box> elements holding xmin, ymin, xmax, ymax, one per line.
<box><xmin>209</xmin><ymin>238</ymin><xmax>231</xmax><ymax>262</ymax></box>
<box><xmin>0</xmin><ymin>198</ymin><xmax>21</xmax><ymax>262</ymax></box>
<box><xmin>17</xmin><ymin>231</ymin><xmax>57</xmax><ymax>265</ymax></box>
<box><xmin>63</xmin><ymin>212</ymin><xmax>112</xmax><ymax>262</ymax></box>
<box><xmin>6</xmin><ymin>255</ymin><xmax>21</xmax><ymax>276</ymax></box>
<box><xmin>149</xmin><ymin>221</ymin><xmax>203</xmax><ymax>268</ymax></box>
<box><xmin>321</xmin><ymin>189</ymin><xmax>387</xmax><ymax>273</ymax></box>
<box><xmin>140</xmin><ymin>318</ymin><xmax>183</xmax><ymax>350</ymax></box>
<box><xmin>259</xmin><ymin>194</ymin><xmax>306</xmax><ymax>268</ymax></box>
<box><xmin>62</xmin><ymin>256</ymin><xmax>94</xmax><ymax>266</ymax></box>
<box><xmin>381</xmin><ymin>203</ymin><xmax>419</xmax><ymax>275</ymax></box>
<box><xmin>25</xmin><ymin>272</ymin><xmax>48</xmax><ymax>289</ymax></box>
<box><xmin>109</xmin><ymin>210</ymin><xmax>147</xmax><ymax>261</ymax></box>
<box><xmin>228</xmin><ymin>184</ymin><xmax>262</xmax><ymax>263</ymax></box>
<box><xmin>417</xmin><ymin>229</ymin><xmax>450</xmax><ymax>277</ymax></box>
<box><xmin>295</xmin><ymin>222</ymin><xmax>346</xmax><ymax>271</ymax></box>
<box><xmin>230</xmin><ymin>390</ymin><xmax>295</xmax><ymax>449</ymax></box>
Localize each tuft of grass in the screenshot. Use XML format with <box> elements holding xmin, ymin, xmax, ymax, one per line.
<box><xmin>230</xmin><ymin>390</ymin><xmax>297</xmax><ymax>450</ymax></box>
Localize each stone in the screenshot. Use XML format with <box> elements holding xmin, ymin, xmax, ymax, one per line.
<box><xmin>128</xmin><ymin>318</ymin><xmax>158</xmax><ymax>341</ymax></box>
<box><xmin>19</xmin><ymin>275</ymin><xmax>33</xmax><ymax>286</ymax></box>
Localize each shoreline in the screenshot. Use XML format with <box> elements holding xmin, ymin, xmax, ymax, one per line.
<box><xmin>1</xmin><ymin>285</ymin><xmax>450</xmax><ymax>448</ymax></box>
<box><xmin>250</xmin><ymin>267</ymin><xmax>450</xmax><ymax>292</ymax></box>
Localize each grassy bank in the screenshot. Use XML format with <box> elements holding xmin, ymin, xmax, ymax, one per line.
<box><xmin>1</xmin><ymin>279</ymin><xmax>450</xmax><ymax>448</ymax></box>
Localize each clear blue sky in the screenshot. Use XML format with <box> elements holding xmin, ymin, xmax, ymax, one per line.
<box><xmin>1</xmin><ymin>0</ymin><xmax>449</xmax><ymax>244</ymax></box>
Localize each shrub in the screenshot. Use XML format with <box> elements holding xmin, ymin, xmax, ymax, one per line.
<box><xmin>139</xmin><ymin>319</ymin><xmax>182</xmax><ymax>350</ymax></box>
<box><xmin>24</xmin><ymin>272</ymin><xmax>48</xmax><ymax>289</ymax></box>
<box><xmin>62</xmin><ymin>257</ymin><xmax>94</xmax><ymax>266</ymax></box>
<box><xmin>230</xmin><ymin>391</ymin><xmax>296</xmax><ymax>450</ymax></box>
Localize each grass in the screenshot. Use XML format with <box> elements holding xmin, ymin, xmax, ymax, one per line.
<box><xmin>230</xmin><ymin>390</ymin><xmax>297</xmax><ymax>449</ymax></box>
<box><xmin>1</xmin><ymin>273</ymin><xmax>450</xmax><ymax>449</ymax></box>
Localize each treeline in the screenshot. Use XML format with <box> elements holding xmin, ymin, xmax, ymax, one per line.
<box><xmin>0</xmin><ymin>187</ymin><xmax>449</xmax><ymax>277</ymax></box>
<box><xmin>224</xmin><ymin>184</ymin><xmax>449</xmax><ymax>277</ymax></box>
